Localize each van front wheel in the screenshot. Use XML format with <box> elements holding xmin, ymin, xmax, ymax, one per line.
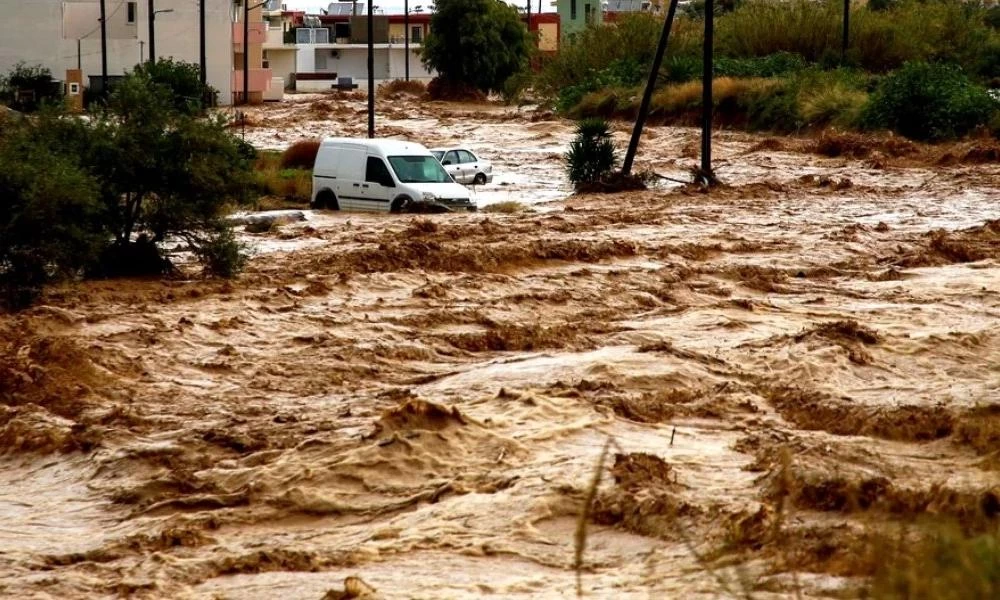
<box><xmin>391</xmin><ymin>195</ymin><xmax>412</xmax><ymax>213</ymax></box>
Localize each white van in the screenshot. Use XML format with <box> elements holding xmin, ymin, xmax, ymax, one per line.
<box><xmin>311</xmin><ymin>138</ymin><xmax>476</xmax><ymax>213</ymax></box>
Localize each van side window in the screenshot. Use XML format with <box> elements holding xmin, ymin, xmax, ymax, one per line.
<box><xmin>366</xmin><ymin>157</ymin><xmax>395</xmax><ymax>187</ymax></box>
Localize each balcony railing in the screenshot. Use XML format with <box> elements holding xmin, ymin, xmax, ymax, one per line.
<box><xmin>232</xmin><ymin>68</ymin><xmax>273</xmax><ymax>92</ymax></box>
<box><xmin>233</xmin><ymin>22</ymin><xmax>267</xmax><ymax>45</ymax></box>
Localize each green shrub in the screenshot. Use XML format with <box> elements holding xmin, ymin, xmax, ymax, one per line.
<box><xmin>566</xmin><ymin>119</ymin><xmax>618</xmax><ymax>187</ymax></box>
<box><xmin>862</xmin><ymin>62</ymin><xmax>998</xmax><ymax>140</ymax></box>
<box><xmin>0</xmin><ymin>63</ymin><xmax>61</xmax><ymax>113</ymax></box>
<box><xmin>134</xmin><ymin>58</ymin><xmax>217</xmax><ymax>114</ymax></box>
<box><xmin>0</xmin><ymin>115</ymin><xmax>104</xmax><ymax>308</ymax></box>
<box><xmin>194</xmin><ymin>227</ymin><xmax>249</xmax><ymax>278</ymax></box>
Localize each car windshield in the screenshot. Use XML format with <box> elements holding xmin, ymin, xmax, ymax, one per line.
<box><xmin>388</xmin><ymin>155</ymin><xmax>453</xmax><ymax>183</ymax></box>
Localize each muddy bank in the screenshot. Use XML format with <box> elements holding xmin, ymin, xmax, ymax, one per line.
<box><xmin>1</xmin><ymin>94</ymin><xmax>999</xmax><ymax>599</ymax></box>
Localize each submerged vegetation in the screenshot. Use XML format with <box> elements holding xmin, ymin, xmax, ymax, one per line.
<box><xmin>0</xmin><ymin>60</ymin><xmax>254</xmax><ymax>309</ymax></box>
<box><xmin>539</xmin><ymin>0</ymin><xmax>1000</xmax><ymax>140</ymax></box>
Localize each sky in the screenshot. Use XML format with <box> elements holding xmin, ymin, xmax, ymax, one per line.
<box><xmin>284</xmin><ymin>1</ymin><xmax>553</xmax><ymax>15</ymax></box>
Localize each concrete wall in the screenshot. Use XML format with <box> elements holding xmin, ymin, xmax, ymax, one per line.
<box><xmin>265</xmin><ymin>48</ymin><xmax>296</xmax><ymax>88</ymax></box>
<box><xmin>295</xmin><ymin>45</ymin><xmax>433</xmax><ymax>92</ymax></box>
<box><xmin>0</xmin><ymin>0</ymin><xmax>233</xmax><ymax>104</ymax></box>
<box><xmin>557</xmin><ymin>0</ymin><xmax>602</xmax><ymax>39</ymax></box>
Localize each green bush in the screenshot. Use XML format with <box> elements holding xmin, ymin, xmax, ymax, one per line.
<box><xmin>0</xmin><ymin>59</ymin><xmax>255</xmax><ymax>308</ymax></box>
<box><xmin>194</xmin><ymin>227</ymin><xmax>248</xmax><ymax>278</ymax></box>
<box><xmin>0</xmin><ymin>63</ymin><xmax>61</xmax><ymax>113</ymax></box>
<box><xmin>566</xmin><ymin>119</ymin><xmax>618</xmax><ymax>187</ymax></box>
<box><xmin>134</xmin><ymin>58</ymin><xmax>217</xmax><ymax>114</ymax></box>
<box><xmin>0</xmin><ymin>115</ymin><xmax>104</xmax><ymax>308</ymax></box>
<box><xmin>861</xmin><ymin>62</ymin><xmax>998</xmax><ymax>140</ymax></box>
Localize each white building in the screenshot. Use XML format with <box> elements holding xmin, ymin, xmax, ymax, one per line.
<box><xmin>294</xmin><ymin>28</ymin><xmax>434</xmax><ymax>93</ymax></box>
<box><xmin>0</xmin><ymin>0</ymin><xmax>234</xmax><ymax>104</ymax></box>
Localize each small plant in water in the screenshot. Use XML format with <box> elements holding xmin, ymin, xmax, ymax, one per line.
<box><xmin>566</xmin><ymin>118</ymin><xmax>618</xmax><ymax>189</ymax></box>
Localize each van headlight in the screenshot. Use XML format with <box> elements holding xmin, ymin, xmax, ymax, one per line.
<box><xmin>422</xmin><ymin>192</ymin><xmax>437</xmax><ymax>201</ymax></box>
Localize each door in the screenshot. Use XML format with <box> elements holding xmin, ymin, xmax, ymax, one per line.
<box><xmin>362</xmin><ymin>156</ymin><xmax>395</xmax><ymax>211</ymax></box>
<box><xmin>440</xmin><ymin>150</ymin><xmax>465</xmax><ymax>183</ymax></box>
<box><xmin>330</xmin><ymin>146</ymin><xmax>367</xmax><ymax>211</ymax></box>
<box><xmin>457</xmin><ymin>150</ymin><xmax>479</xmax><ymax>181</ymax></box>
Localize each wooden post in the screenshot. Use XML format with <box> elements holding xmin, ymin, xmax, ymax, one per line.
<box><xmin>622</xmin><ymin>0</ymin><xmax>680</xmax><ymax>176</ymax></box>
<box><xmin>699</xmin><ymin>0</ymin><xmax>715</xmax><ymax>184</ymax></box>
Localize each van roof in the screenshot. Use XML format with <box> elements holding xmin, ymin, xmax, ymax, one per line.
<box><xmin>320</xmin><ymin>137</ymin><xmax>430</xmax><ymax>155</ymax></box>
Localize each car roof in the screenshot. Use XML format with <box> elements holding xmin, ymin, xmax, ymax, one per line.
<box><xmin>321</xmin><ymin>137</ymin><xmax>430</xmax><ymax>155</ymax></box>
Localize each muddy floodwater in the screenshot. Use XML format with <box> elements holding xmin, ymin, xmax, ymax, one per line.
<box><xmin>2</xmin><ymin>93</ymin><xmax>999</xmax><ymax>599</ymax></box>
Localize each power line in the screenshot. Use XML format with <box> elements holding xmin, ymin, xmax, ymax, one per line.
<box><xmin>78</xmin><ymin>0</ymin><xmax>127</xmax><ymax>41</ymax></box>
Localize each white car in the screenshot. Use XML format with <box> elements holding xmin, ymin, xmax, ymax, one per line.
<box><xmin>312</xmin><ymin>138</ymin><xmax>475</xmax><ymax>212</ymax></box>
<box><xmin>430</xmin><ymin>147</ymin><xmax>494</xmax><ymax>185</ymax></box>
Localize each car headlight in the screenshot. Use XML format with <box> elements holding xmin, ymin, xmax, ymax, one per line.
<box><xmin>422</xmin><ymin>192</ymin><xmax>437</xmax><ymax>201</ymax></box>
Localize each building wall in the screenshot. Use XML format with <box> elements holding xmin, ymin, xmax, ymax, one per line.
<box><xmin>557</xmin><ymin>0</ymin><xmax>602</xmax><ymax>39</ymax></box>
<box><xmin>265</xmin><ymin>48</ymin><xmax>296</xmax><ymax>88</ymax></box>
<box><xmin>294</xmin><ymin>46</ymin><xmax>433</xmax><ymax>93</ymax></box>
<box><xmin>0</xmin><ymin>0</ymin><xmax>233</xmax><ymax>104</ymax></box>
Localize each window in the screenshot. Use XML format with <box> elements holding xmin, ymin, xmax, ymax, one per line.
<box><xmin>571</xmin><ymin>0</ymin><xmax>577</xmax><ymax>20</ymax></box>
<box><xmin>411</xmin><ymin>26</ymin><xmax>422</xmax><ymax>43</ymax></box>
<box><xmin>441</xmin><ymin>151</ymin><xmax>459</xmax><ymax>165</ymax></box>
<box><xmin>388</xmin><ymin>156</ymin><xmax>452</xmax><ymax>184</ymax></box>
<box><xmin>366</xmin><ymin>157</ymin><xmax>395</xmax><ymax>187</ymax></box>
<box><xmin>584</xmin><ymin>3</ymin><xmax>593</xmax><ymax>24</ymax></box>
<box><xmin>458</xmin><ymin>150</ymin><xmax>476</xmax><ymax>164</ymax></box>
<box><xmin>315</xmin><ymin>51</ymin><xmax>327</xmax><ymax>70</ymax></box>
<box><xmin>126</xmin><ymin>1</ymin><xmax>137</xmax><ymax>25</ymax></box>
<box><xmin>69</xmin><ymin>82</ymin><xmax>80</xmax><ymax>95</ymax></box>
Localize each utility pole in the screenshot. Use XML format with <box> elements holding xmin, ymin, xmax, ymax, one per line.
<box><xmin>148</xmin><ymin>0</ymin><xmax>155</xmax><ymax>62</ymax></box>
<box><xmin>367</xmin><ymin>0</ymin><xmax>374</xmax><ymax>137</ymax></box>
<box><xmin>100</xmin><ymin>0</ymin><xmax>108</xmax><ymax>93</ymax></box>
<box><xmin>404</xmin><ymin>0</ymin><xmax>409</xmax><ymax>81</ymax></box>
<box><xmin>77</xmin><ymin>39</ymin><xmax>82</xmax><ymax>71</ymax></box>
<box><xmin>200</xmin><ymin>0</ymin><xmax>207</xmax><ymax>87</ymax></box>
<box><xmin>244</xmin><ymin>0</ymin><xmax>250</xmax><ymax>105</ymax></box>
<box><xmin>699</xmin><ymin>0</ymin><xmax>715</xmax><ymax>184</ymax></box>
<box><xmin>622</xmin><ymin>0</ymin><xmax>679</xmax><ymax>176</ymax></box>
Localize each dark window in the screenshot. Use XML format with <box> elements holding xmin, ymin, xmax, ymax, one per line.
<box><xmin>571</xmin><ymin>0</ymin><xmax>577</xmax><ymax>20</ymax></box>
<box><xmin>458</xmin><ymin>150</ymin><xmax>476</xmax><ymax>164</ymax></box>
<box><xmin>411</xmin><ymin>26</ymin><xmax>422</xmax><ymax>43</ymax></box>
<box><xmin>127</xmin><ymin>1</ymin><xmax>136</xmax><ymax>24</ymax></box>
<box><xmin>334</xmin><ymin>23</ymin><xmax>350</xmax><ymax>39</ymax></box>
<box><xmin>585</xmin><ymin>4</ymin><xmax>593</xmax><ymax>24</ymax></box>
<box><xmin>366</xmin><ymin>157</ymin><xmax>395</xmax><ymax>187</ymax></box>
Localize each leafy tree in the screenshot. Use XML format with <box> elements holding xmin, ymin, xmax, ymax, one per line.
<box><xmin>421</xmin><ymin>0</ymin><xmax>531</xmax><ymax>94</ymax></box>
<box><xmin>135</xmin><ymin>58</ymin><xmax>217</xmax><ymax>114</ymax></box>
<box><xmin>0</xmin><ymin>62</ymin><xmax>60</xmax><ymax>113</ymax></box>
<box><xmin>0</xmin><ymin>115</ymin><xmax>104</xmax><ymax>308</ymax></box>
<box><xmin>0</xmin><ymin>59</ymin><xmax>255</xmax><ymax>308</ymax></box>
<box><xmin>566</xmin><ymin>119</ymin><xmax>618</xmax><ymax>188</ymax></box>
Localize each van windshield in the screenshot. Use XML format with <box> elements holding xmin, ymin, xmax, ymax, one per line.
<box><xmin>388</xmin><ymin>155</ymin><xmax>453</xmax><ymax>184</ymax></box>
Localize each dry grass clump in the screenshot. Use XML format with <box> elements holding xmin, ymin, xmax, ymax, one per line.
<box><xmin>379</xmin><ymin>79</ymin><xmax>427</xmax><ymax>97</ymax></box>
<box><xmin>280</xmin><ymin>139</ymin><xmax>321</xmax><ymax>170</ymax></box>
<box><xmin>253</xmin><ymin>148</ymin><xmax>313</xmax><ymax>204</ymax></box>
<box><xmin>799</xmin><ymin>83</ymin><xmax>867</xmax><ymax>128</ymax></box>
